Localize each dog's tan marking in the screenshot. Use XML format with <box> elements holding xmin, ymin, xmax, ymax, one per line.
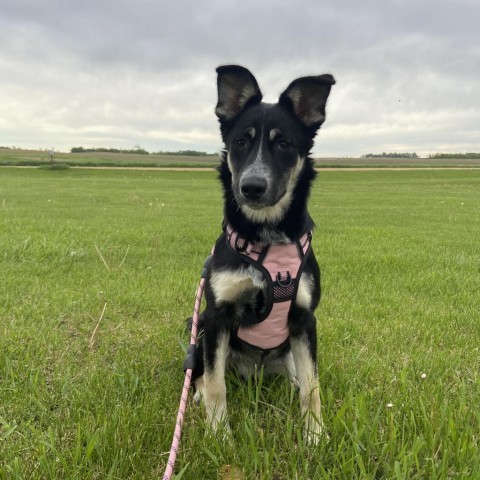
<box><xmin>296</xmin><ymin>273</ymin><xmax>314</xmax><ymax>310</ymax></box>
<box><xmin>290</xmin><ymin>335</ymin><xmax>325</xmax><ymax>444</ymax></box>
<box><xmin>193</xmin><ymin>376</ymin><xmax>204</xmax><ymax>404</ymax></box>
<box><xmin>282</xmin><ymin>350</ymin><xmax>299</xmax><ymax>386</ymax></box>
<box><xmin>227</xmin><ymin>153</ymin><xmax>235</xmax><ymax>178</ymax></box>
<box><xmin>245</xmin><ymin>127</ymin><xmax>256</xmax><ymax>139</ymax></box>
<box><xmin>269</xmin><ymin>128</ymin><xmax>281</xmax><ymax>141</ymax></box>
<box><xmin>204</xmin><ymin>331</ymin><xmax>230</xmax><ymax>431</ymax></box>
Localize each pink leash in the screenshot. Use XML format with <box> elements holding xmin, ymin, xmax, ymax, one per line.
<box><xmin>162</xmin><ymin>256</ymin><xmax>211</xmax><ymax>480</ymax></box>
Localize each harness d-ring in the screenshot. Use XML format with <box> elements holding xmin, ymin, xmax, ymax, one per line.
<box><xmin>276</xmin><ymin>271</ymin><xmax>292</xmax><ymax>287</ymax></box>
<box><xmin>234</xmin><ymin>233</ymin><xmax>248</xmax><ymax>253</ymax></box>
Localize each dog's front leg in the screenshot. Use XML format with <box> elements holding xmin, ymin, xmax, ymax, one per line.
<box><xmin>290</xmin><ymin>326</ymin><xmax>326</xmax><ymax>444</ymax></box>
<box><xmin>203</xmin><ymin>325</ymin><xmax>230</xmax><ymax>433</ymax></box>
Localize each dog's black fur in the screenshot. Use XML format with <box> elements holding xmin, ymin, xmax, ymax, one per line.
<box><xmin>192</xmin><ymin>65</ymin><xmax>335</xmax><ymax>442</ymax></box>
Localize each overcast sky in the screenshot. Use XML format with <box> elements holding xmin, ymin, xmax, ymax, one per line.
<box><xmin>1</xmin><ymin>0</ymin><xmax>479</xmax><ymax>157</ymax></box>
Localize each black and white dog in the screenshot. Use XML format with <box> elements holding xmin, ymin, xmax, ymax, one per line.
<box><xmin>192</xmin><ymin>65</ymin><xmax>335</xmax><ymax>443</ymax></box>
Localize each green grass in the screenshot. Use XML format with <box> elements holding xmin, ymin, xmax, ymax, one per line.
<box><xmin>0</xmin><ymin>168</ymin><xmax>479</xmax><ymax>479</ymax></box>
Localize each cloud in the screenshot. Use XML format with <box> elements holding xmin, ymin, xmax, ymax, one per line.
<box><xmin>0</xmin><ymin>0</ymin><xmax>479</xmax><ymax>156</ymax></box>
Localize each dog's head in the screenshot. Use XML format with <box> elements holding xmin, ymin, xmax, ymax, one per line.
<box><xmin>215</xmin><ymin>65</ymin><xmax>335</xmax><ymax>225</ymax></box>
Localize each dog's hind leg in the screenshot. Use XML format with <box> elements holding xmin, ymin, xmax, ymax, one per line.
<box><xmin>283</xmin><ymin>350</ymin><xmax>299</xmax><ymax>388</ymax></box>
<box><xmin>203</xmin><ymin>328</ymin><xmax>231</xmax><ymax>433</ymax></box>
<box><xmin>290</xmin><ymin>330</ymin><xmax>326</xmax><ymax>445</ymax></box>
<box><xmin>193</xmin><ymin>376</ymin><xmax>204</xmax><ymax>404</ymax></box>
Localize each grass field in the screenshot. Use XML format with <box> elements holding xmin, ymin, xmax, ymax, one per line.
<box><xmin>0</xmin><ymin>167</ymin><xmax>479</xmax><ymax>479</ymax></box>
<box><xmin>2</xmin><ymin>148</ymin><xmax>480</xmax><ymax>169</ymax></box>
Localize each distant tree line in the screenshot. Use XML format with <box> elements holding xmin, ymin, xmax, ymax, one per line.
<box><xmin>71</xmin><ymin>146</ymin><xmax>149</xmax><ymax>154</ymax></box>
<box><xmin>153</xmin><ymin>150</ymin><xmax>217</xmax><ymax>156</ymax></box>
<box><xmin>362</xmin><ymin>152</ymin><xmax>419</xmax><ymax>158</ymax></box>
<box><xmin>428</xmin><ymin>153</ymin><xmax>480</xmax><ymax>159</ymax></box>
<box><xmin>70</xmin><ymin>146</ymin><xmax>216</xmax><ymax>156</ymax></box>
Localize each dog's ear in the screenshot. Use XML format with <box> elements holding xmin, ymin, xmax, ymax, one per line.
<box><xmin>279</xmin><ymin>74</ymin><xmax>335</xmax><ymax>129</ymax></box>
<box><xmin>215</xmin><ymin>65</ymin><xmax>262</xmax><ymax>121</ymax></box>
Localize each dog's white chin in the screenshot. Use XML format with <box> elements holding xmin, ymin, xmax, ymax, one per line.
<box><xmin>240</xmin><ymin>157</ymin><xmax>305</xmax><ymax>225</ymax></box>
<box><xmin>241</xmin><ymin>191</ymin><xmax>292</xmax><ymax>224</ymax></box>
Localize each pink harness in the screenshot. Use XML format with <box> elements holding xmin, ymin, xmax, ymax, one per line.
<box><xmin>225</xmin><ymin>226</ymin><xmax>311</xmax><ymax>350</ymax></box>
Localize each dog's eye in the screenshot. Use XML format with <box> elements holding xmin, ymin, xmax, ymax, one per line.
<box><xmin>277</xmin><ymin>140</ymin><xmax>291</xmax><ymax>151</ymax></box>
<box><xmin>235</xmin><ymin>138</ymin><xmax>248</xmax><ymax>149</ymax></box>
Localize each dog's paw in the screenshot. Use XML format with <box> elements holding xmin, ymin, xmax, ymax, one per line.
<box><xmin>304</xmin><ymin>429</ymin><xmax>330</xmax><ymax>446</ymax></box>
<box><xmin>205</xmin><ymin>419</ymin><xmax>233</xmax><ymax>444</ymax></box>
<box><xmin>304</xmin><ymin>421</ymin><xmax>329</xmax><ymax>445</ymax></box>
<box><xmin>290</xmin><ymin>376</ymin><xmax>300</xmax><ymax>390</ymax></box>
<box><xmin>193</xmin><ymin>389</ymin><xmax>203</xmax><ymax>405</ymax></box>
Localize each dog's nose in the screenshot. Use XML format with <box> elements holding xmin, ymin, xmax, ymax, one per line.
<box><xmin>241</xmin><ymin>176</ymin><xmax>268</xmax><ymax>200</ymax></box>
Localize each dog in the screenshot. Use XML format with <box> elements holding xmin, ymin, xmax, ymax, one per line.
<box><xmin>191</xmin><ymin>65</ymin><xmax>335</xmax><ymax>443</ymax></box>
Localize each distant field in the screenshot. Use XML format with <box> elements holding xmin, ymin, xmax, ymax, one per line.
<box><xmin>0</xmin><ymin>149</ymin><xmax>219</xmax><ymax>168</ymax></box>
<box><xmin>316</xmin><ymin>156</ymin><xmax>480</xmax><ymax>168</ymax></box>
<box><xmin>2</xmin><ymin>148</ymin><xmax>480</xmax><ymax>169</ymax></box>
<box><xmin>1</xmin><ymin>167</ymin><xmax>479</xmax><ymax>479</ymax></box>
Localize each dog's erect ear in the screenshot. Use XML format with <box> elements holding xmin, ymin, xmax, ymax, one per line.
<box><xmin>215</xmin><ymin>65</ymin><xmax>262</xmax><ymax>121</ymax></box>
<box><xmin>279</xmin><ymin>74</ymin><xmax>335</xmax><ymax>128</ymax></box>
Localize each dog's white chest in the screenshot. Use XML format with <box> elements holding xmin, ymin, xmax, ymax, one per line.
<box><xmin>209</xmin><ymin>266</ymin><xmax>266</xmax><ymax>304</ymax></box>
